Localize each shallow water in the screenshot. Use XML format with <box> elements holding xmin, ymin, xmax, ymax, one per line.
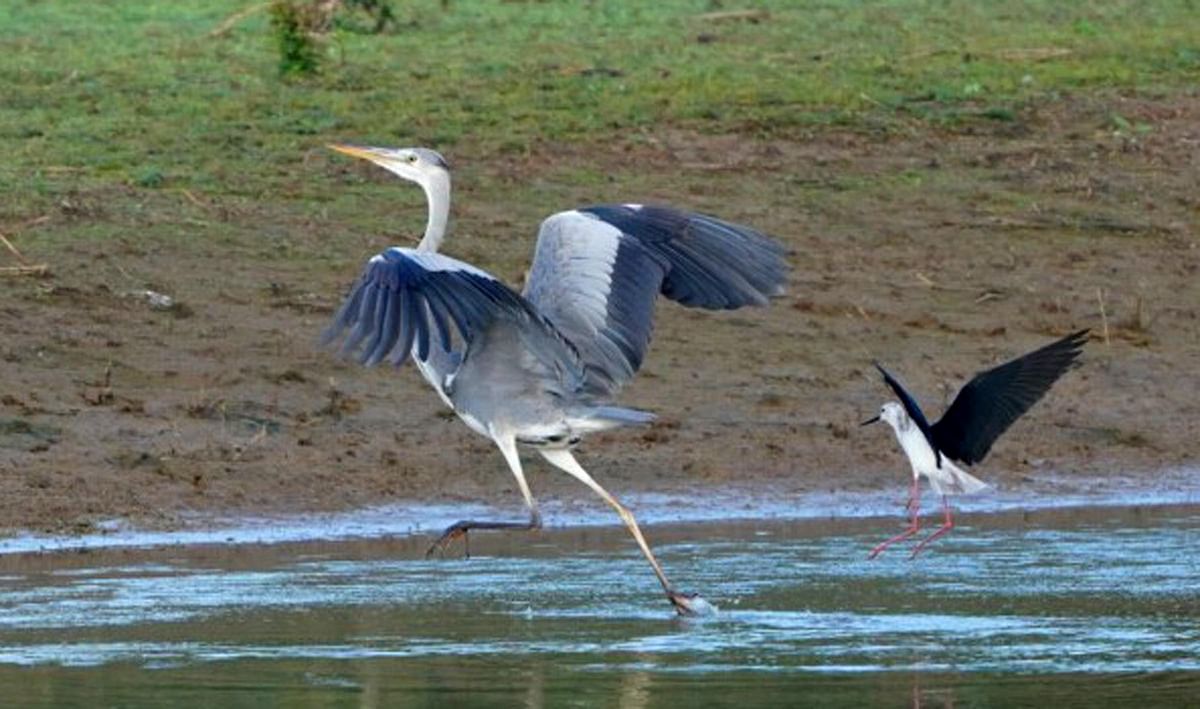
<box><xmin>0</xmin><ymin>504</ymin><xmax>1197</xmax><ymax>706</ymax></box>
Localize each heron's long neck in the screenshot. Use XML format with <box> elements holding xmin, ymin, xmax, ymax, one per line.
<box><xmin>418</xmin><ymin>172</ymin><xmax>451</xmax><ymax>252</ymax></box>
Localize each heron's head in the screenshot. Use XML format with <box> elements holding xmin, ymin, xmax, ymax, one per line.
<box><xmin>861</xmin><ymin>401</ymin><xmax>905</xmax><ymax>430</ymax></box>
<box><xmin>328</xmin><ymin>144</ymin><xmax>450</xmax><ymax>188</ymax></box>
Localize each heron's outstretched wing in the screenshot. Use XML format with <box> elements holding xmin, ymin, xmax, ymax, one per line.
<box><xmin>523</xmin><ymin>205</ymin><xmax>788</xmax><ymax>396</ymax></box>
<box><xmin>323</xmin><ymin>248</ymin><xmax>539</xmax><ymax>368</ymax></box>
<box><xmin>931</xmin><ymin>329</ymin><xmax>1089</xmax><ymax>465</ymax></box>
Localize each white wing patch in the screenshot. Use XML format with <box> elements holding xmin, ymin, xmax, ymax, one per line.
<box><xmin>527</xmin><ymin>211</ymin><xmax>620</xmax><ymax>339</ymax></box>
<box><xmin>371</xmin><ymin>247</ymin><xmax>495</xmax><ymax>279</ymax></box>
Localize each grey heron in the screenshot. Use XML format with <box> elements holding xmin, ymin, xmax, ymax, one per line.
<box><xmin>861</xmin><ymin>329</ymin><xmax>1088</xmax><ymax>559</ymax></box>
<box><xmin>322</xmin><ymin>144</ymin><xmax>788</xmax><ymax>615</ymax></box>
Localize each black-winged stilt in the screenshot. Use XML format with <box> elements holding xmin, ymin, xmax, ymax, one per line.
<box><xmin>861</xmin><ymin>329</ymin><xmax>1089</xmax><ymax>558</ymax></box>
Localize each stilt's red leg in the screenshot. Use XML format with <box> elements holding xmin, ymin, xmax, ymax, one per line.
<box><xmin>869</xmin><ymin>478</ymin><xmax>921</xmax><ymax>559</ymax></box>
<box><xmin>903</xmin><ymin>476</ymin><xmax>920</xmax><ymax>512</ymax></box>
<box><xmin>910</xmin><ymin>495</ymin><xmax>954</xmax><ymax>558</ymax></box>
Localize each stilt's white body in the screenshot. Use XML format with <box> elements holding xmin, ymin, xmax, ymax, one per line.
<box><xmin>879</xmin><ymin>402</ymin><xmax>988</xmax><ymax>496</ymax></box>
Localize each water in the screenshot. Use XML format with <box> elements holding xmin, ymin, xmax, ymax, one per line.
<box><xmin>0</xmin><ymin>504</ymin><xmax>1197</xmax><ymax>706</ymax></box>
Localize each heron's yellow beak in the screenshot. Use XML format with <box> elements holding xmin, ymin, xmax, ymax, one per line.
<box><xmin>327</xmin><ymin>144</ymin><xmax>384</xmax><ymax>164</ymax></box>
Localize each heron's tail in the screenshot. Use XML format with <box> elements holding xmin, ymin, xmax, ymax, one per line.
<box><xmin>929</xmin><ymin>460</ymin><xmax>989</xmax><ymax>496</ymax></box>
<box><xmin>567</xmin><ymin>405</ymin><xmax>656</xmax><ymax>432</ymax></box>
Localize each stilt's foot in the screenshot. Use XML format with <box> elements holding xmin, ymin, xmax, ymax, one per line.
<box><xmin>867</xmin><ymin>528</ymin><xmax>916</xmax><ymax>560</ymax></box>
<box><xmin>909</xmin><ymin>524</ymin><xmax>953</xmax><ymax>559</ymax></box>
<box><xmin>425</xmin><ymin>522</ymin><xmax>470</xmax><ymax>559</ymax></box>
<box><xmin>667</xmin><ymin>589</ymin><xmax>717</xmax><ymax>617</ymax></box>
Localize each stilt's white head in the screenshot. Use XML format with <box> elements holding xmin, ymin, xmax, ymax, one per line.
<box><xmin>861</xmin><ymin>401</ymin><xmax>908</xmax><ymax>433</ymax></box>
<box><xmin>878</xmin><ymin>402</ymin><xmax>907</xmax><ymax>430</ymax></box>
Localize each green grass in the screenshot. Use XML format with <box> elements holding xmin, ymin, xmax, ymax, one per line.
<box><xmin>0</xmin><ymin>0</ymin><xmax>1197</xmax><ymax>233</ymax></box>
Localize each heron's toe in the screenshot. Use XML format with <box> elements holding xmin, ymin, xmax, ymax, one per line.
<box><xmin>668</xmin><ymin>590</ymin><xmax>717</xmax><ymax>617</ymax></box>
<box><xmin>425</xmin><ymin>524</ymin><xmax>469</xmax><ymax>559</ymax></box>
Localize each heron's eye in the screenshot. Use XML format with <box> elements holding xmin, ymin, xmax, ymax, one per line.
<box><xmin>406</xmin><ymin>154</ymin><xmax>418</xmax><ymax>163</ymax></box>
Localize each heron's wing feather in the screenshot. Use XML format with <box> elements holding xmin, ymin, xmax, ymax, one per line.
<box><xmin>323</xmin><ymin>248</ymin><xmax>547</xmax><ymax>369</ymax></box>
<box><xmin>524</xmin><ymin>211</ymin><xmax>665</xmax><ymax>395</ymax></box>
<box><xmin>931</xmin><ymin>329</ymin><xmax>1088</xmax><ymax>465</ymax></box>
<box><xmin>524</xmin><ymin>205</ymin><xmax>788</xmax><ymax>396</ymax></box>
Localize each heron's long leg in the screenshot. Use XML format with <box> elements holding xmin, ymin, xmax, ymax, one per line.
<box><xmin>868</xmin><ymin>476</ymin><xmax>922</xmax><ymax>560</ymax></box>
<box><xmin>425</xmin><ymin>434</ymin><xmax>542</xmax><ymax>559</ymax></box>
<box><xmin>538</xmin><ymin>448</ymin><xmax>698</xmax><ymax>616</ymax></box>
<box><xmin>910</xmin><ymin>495</ymin><xmax>954</xmax><ymax>558</ymax></box>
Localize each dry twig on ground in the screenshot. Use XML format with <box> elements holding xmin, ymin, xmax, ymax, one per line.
<box><xmin>0</xmin><ymin>227</ymin><xmax>50</xmax><ymax>277</ymax></box>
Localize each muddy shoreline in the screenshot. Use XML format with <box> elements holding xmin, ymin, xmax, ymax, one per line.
<box><xmin>1</xmin><ymin>474</ymin><xmax>1195</xmax><ymax>557</ymax></box>
<box><xmin>2</xmin><ymin>93</ymin><xmax>1198</xmax><ymax>536</ymax></box>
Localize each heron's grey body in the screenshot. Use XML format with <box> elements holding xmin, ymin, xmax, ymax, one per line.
<box><xmin>437</xmin><ymin>307</ymin><xmax>648</xmax><ymax>447</ymax></box>
<box><xmin>323</xmin><ymin>145</ymin><xmax>787</xmax><ymax>614</ymax></box>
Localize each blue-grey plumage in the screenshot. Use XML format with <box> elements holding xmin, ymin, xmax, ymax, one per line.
<box><xmin>322</xmin><ymin>144</ymin><xmax>786</xmax><ymax>616</ymax></box>
<box><xmin>524</xmin><ymin>205</ymin><xmax>787</xmax><ymax>397</ymax></box>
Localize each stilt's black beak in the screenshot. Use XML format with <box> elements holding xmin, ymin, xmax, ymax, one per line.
<box><xmin>860</xmin><ymin>415</ymin><xmax>881</xmax><ymax>426</ymax></box>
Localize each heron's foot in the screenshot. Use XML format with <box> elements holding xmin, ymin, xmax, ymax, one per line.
<box><xmin>425</xmin><ymin>522</ymin><xmax>472</xmax><ymax>559</ymax></box>
<box><xmin>667</xmin><ymin>589</ymin><xmax>717</xmax><ymax>617</ymax></box>
<box><xmin>424</xmin><ymin>516</ymin><xmax>543</xmax><ymax>560</ymax></box>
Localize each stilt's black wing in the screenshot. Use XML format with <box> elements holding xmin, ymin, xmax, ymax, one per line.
<box><xmin>874</xmin><ymin>362</ymin><xmax>939</xmax><ymax>465</ymax></box>
<box><xmin>930</xmin><ymin>329</ymin><xmax>1089</xmax><ymax>465</ymax></box>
